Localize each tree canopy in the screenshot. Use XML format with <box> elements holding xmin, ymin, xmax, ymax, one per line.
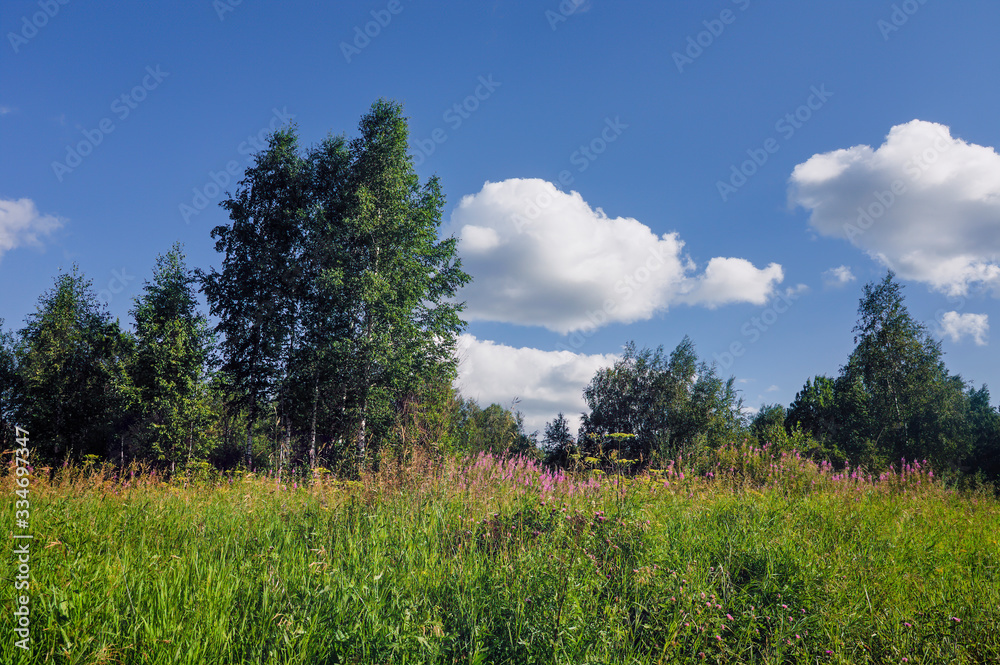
<box><xmin>14</xmin><ymin>267</ymin><xmax>133</xmax><ymax>463</ymax></box>
<box><xmin>788</xmin><ymin>272</ymin><xmax>996</xmax><ymax>474</ymax></box>
<box><xmin>200</xmin><ymin>100</ymin><xmax>470</xmax><ymax>471</ymax></box>
<box><xmin>579</xmin><ymin>336</ymin><xmax>744</xmax><ymax>465</ymax></box>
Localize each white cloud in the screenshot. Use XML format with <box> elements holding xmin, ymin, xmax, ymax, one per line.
<box><xmin>939</xmin><ymin>311</ymin><xmax>989</xmax><ymax>346</ymax></box>
<box><xmin>790</xmin><ymin>120</ymin><xmax>1000</xmax><ymax>297</ymax></box>
<box><xmin>446</xmin><ymin>178</ymin><xmax>784</xmax><ymax>333</ymax></box>
<box><xmin>765</xmin><ymin>384</ymin><xmax>779</xmax><ymax>392</ymax></box>
<box><xmin>678</xmin><ymin>257</ymin><xmax>783</xmax><ymax>308</ymax></box>
<box><xmin>0</xmin><ymin>198</ymin><xmax>63</xmax><ymax>260</ymax></box>
<box><xmin>454</xmin><ymin>334</ymin><xmax>619</xmax><ymax>435</ymax></box>
<box><xmin>822</xmin><ymin>265</ymin><xmax>855</xmax><ymax>287</ymax></box>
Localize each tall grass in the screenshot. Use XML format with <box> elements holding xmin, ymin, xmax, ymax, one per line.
<box><xmin>2</xmin><ymin>444</ymin><xmax>998</xmax><ymax>664</ymax></box>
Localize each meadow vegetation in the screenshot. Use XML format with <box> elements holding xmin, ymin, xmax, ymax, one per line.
<box><xmin>2</xmin><ymin>443</ymin><xmax>998</xmax><ymax>664</ymax></box>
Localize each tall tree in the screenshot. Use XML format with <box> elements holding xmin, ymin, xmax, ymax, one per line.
<box><xmin>580</xmin><ymin>336</ymin><xmax>744</xmax><ymax>464</ymax></box>
<box><xmin>14</xmin><ymin>267</ymin><xmax>133</xmax><ymax>463</ymax></box>
<box><xmin>965</xmin><ymin>385</ymin><xmax>1000</xmax><ymax>482</ymax></box>
<box><xmin>302</xmin><ymin>100</ymin><xmax>470</xmax><ymax>468</ymax></box>
<box><xmin>542</xmin><ymin>412</ymin><xmax>574</xmax><ymax>465</ymax></box>
<box><xmin>131</xmin><ymin>243</ymin><xmax>214</xmax><ymax>470</ymax></box>
<box><xmin>0</xmin><ymin>319</ymin><xmax>19</xmax><ymax>451</ymax></box>
<box><xmin>790</xmin><ymin>272</ymin><xmax>974</xmax><ymax>470</ymax></box>
<box><xmin>202</xmin><ymin>102</ymin><xmax>470</xmax><ymax>470</ymax></box>
<box><xmin>199</xmin><ymin>128</ymin><xmax>307</xmax><ymax>467</ymax></box>
<box><xmin>845</xmin><ymin>272</ymin><xmax>969</xmax><ymax>466</ymax></box>
<box><xmin>450</xmin><ymin>398</ymin><xmax>536</xmax><ymax>457</ymax></box>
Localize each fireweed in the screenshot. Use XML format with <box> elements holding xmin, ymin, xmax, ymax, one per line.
<box><xmin>0</xmin><ymin>444</ymin><xmax>997</xmax><ymax>664</ymax></box>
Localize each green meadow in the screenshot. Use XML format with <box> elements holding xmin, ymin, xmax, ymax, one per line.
<box><xmin>3</xmin><ymin>446</ymin><xmax>999</xmax><ymax>664</ymax></box>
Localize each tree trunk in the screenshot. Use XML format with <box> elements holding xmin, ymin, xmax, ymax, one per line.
<box><xmin>356</xmin><ymin>394</ymin><xmax>367</xmax><ymax>471</ymax></box>
<box><xmin>309</xmin><ymin>376</ymin><xmax>318</xmax><ymax>468</ymax></box>
<box><xmin>283</xmin><ymin>406</ymin><xmax>291</xmax><ymax>480</ymax></box>
<box><xmin>246</xmin><ymin>404</ymin><xmax>255</xmax><ymax>469</ymax></box>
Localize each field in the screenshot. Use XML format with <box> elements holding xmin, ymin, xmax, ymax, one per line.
<box><xmin>2</xmin><ymin>446</ymin><xmax>999</xmax><ymax>664</ymax></box>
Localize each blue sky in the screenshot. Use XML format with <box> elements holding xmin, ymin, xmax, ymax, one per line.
<box><xmin>3</xmin><ymin>1</ymin><xmax>1000</xmax><ymax>434</ymax></box>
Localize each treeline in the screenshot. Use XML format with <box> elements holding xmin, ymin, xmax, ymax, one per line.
<box><xmin>2</xmin><ymin>100</ymin><xmax>999</xmax><ymax>486</ymax></box>
<box><xmin>0</xmin><ymin>101</ymin><xmax>533</xmax><ymax>474</ymax></box>
<box><xmin>543</xmin><ymin>272</ymin><xmax>1000</xmax><ymax>486</ymax></box>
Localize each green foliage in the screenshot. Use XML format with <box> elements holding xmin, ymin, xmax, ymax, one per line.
<box><xmin>541</xmin><ymin>412</ymin><xmax>575</xmax><ymax>465</ymax></box>
<box><xmin>130</xmin><ymin>243</ymin><xmax>214</xmax><ymax>469</ymax></box>
<box><xmin>201</xmin><ymin>100</ymin><xmax>470</xmax><ymax>472</ymax></box>
<box><xmin>13</xmin><ymin>267</ymin><xmax>133</xmax><ymax>463</ymax></box>
<box><xmin>966</xmin><ymin>384</ymin><xmax>1000</xmax><ymax>482</ymax></box>
<box><xmin>846</xmin><ymin>272</ymin><xmax>969</xmax><ymax>466</ymax></box>
<box><xmin>750</xmin><ymin>403</ymin><xmax>787</xmax><ymax>445</ymax></box>
<box><xmin>199</xmin><ymin>127</ymin><xmax>307</xmax><ymax>466</ymax></box>
<box><xmin>450</xmin><ymin>398</ymin><xmax>537</xmax><ymax>458</ymax></box>
<box><xmin>0</xmin><ymin>319</ymin><xmax>18</xmax><ymax>450</ymax></box>
<box><xmin>579</xmin><ymin>336</ymin><xmax>745</xmax><ymax>465</ymax></box>
<box><xmin>788</xmin><ymin>272</ymin><xmax>996</xmax><ymax>479</ymax></box>
<box><xmin>785</xmin><ymin>376</ymin><xmax>836</xmax><ymax>441</ymax></box>
<box><xmin>299</xmin><ymin>99</ymin><xmax>471</xmax><ymax>467</ymax></box>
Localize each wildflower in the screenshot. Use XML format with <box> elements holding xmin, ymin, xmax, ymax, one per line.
<box><xmin>952</xmin><ymin>617</ymin><xmax>961</xmax><ymax>623</ymax></box>
<box><xmin>727</xmin><ymin>614</ymin><xmax>734</xmax><ymax>621</ymax></box>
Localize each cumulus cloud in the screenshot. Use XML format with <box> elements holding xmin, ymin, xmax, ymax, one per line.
<box><xmin>678</xmin><ymin>257</ymin><xmax>784</xmax><ymax>308</ymax></box>
<box><xmin>939</xmin><ymin>311</ymin><xmax>989</xmax><ymax>346</ymax></box>
<box><xmin>446</xmin><ymin>179</ymin><xmax>784</xmax><ymax>333</ymax></box>
<box><xmin>822</xmin><ymin>265</ymin><xmax>855</xmax><ymax>287</ymax></box>
<box><xmin>454</xmin><ymin>334</ymin><xmax>619</xmax><ymax>435</ymax></box>
<box><xmin>0</xmin><ymin>198</ymin><xmax>63</xmax><ymax>260</ymax></box>
<box><xmin>790</xmin><ymin>120</ymin><xmax>1000</xmax><ymax>296</ymax></box>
